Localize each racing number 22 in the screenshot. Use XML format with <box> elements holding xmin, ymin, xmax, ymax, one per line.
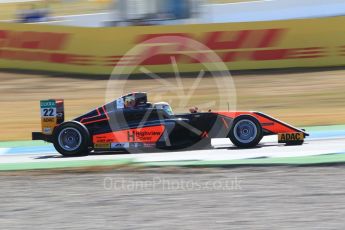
<box><xmin>43</xmin><ymin>108</ymin><xmax>54</xmax><ymax>117</ymax></box>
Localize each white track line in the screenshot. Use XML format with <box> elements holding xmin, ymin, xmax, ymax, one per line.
<box><xmin>0</xmin><ymin>148</ymin><xmax>9</xmax><ymax>155</ymax></box>
<box><xmin>1</xmin><ymin>137</ymin><xmax>345</xmax><ymax>164</ymax></box>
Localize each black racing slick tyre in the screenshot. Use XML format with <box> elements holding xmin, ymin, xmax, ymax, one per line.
<box><xmin>53</xmin><ymin>121</ymin><xmax>90</xmax><ymax>157</ymax></box>
<box><xmin>229</xmin><ymin>115</ymin><xmax>263</xmax><ymax>148</ymax></box>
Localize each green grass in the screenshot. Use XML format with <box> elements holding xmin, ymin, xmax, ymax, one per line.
<box><xmin>0</xmin><ymin>140</ymin><xmax>47</xmax><ymax>148</ymax></box>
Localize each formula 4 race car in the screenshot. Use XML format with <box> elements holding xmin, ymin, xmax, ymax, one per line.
<box><xmin>32</xmin><ymin>92</ymin><xmax>308</xmax><ymax>156</ymax></box>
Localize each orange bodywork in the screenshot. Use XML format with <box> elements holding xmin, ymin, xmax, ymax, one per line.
<box><xmin>93</xmin><ymin>125</ymin><xmax>165</xmax><ymax>144</ymax></box>
<box><xmin>216</xmin><ymin>111</ymin><xmax>302</xmax><ymax>134</ymax></box>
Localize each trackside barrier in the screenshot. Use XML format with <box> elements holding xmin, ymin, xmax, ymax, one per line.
<box><xmin>0</xmin><ymin>16</ymin><xmax>345</xmax><ymax>75</ymax></box>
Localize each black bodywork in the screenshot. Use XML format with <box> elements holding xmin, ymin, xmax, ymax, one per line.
<box><xmin>32</xmin><ymin>92</ymin><xmax>308</xmax><ymax>154</ymax></box>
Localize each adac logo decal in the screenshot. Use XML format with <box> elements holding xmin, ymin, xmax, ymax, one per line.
<box><xmin>42</xmin><ymin>117</ymin><xmax>55</xmax><ymax>122</ymax></box>
<box><xmin>278</xmin><ymin>132</ymin><xmax>304</xmax><ymax>142</ymax></box>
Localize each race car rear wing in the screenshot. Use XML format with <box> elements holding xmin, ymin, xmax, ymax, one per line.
<box><xmin>39</xmin><ymin>99</ymin><xmax>64</xmax><ymax>135</ymax></box>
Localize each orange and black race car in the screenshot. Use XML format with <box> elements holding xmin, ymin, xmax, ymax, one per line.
<box><xmin>32</xmin><ymin>92</ymin><xmax>308</xmax><ymax>156</ymax></box>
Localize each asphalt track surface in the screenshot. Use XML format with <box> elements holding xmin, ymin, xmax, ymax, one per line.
<box><xmin>1</xmin><ymin>128</ymin><xmax>345</xmax><ymax>229</ymax></box>
<box><xmin>1</xmin><ymin>166</ymin><xmax>345</xmax><ymax>229</ymax></box>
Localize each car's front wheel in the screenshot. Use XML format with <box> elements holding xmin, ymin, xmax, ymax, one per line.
<box><xmin>53</xmin><ymin>121</ymin><xmax>90</xmax><ymax>157</ymax></box>
<box><xmin>229</xmin><ymin>115</ymin><xmax>263</xmax><ymax>148</ymax></box>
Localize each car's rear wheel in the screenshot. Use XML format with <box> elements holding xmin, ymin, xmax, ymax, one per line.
<box><xmin>229</xmin><ymin>115</ymin><xmax>263</xmax><ymax>148</ymax></box>
<box><xmin>53</xmin><ymin>121</ymin><xmax>90</xmax><ymax>157</ymax></box>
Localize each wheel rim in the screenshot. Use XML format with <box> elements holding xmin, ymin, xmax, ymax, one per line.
<box><xmin>233</xmin><ymin>119</ymin><xmax>257</xmax><ymax>144</ymax></box>
<box><xmin>58</xmin><ymin>127</ymin><xmax>82</xmax><ymax>151</ymax></box>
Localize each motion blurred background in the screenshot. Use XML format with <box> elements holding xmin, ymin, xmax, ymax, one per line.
<box><xmin>2</xmin><ymin>3</ymin><xmax>345</xmax><ymax>230</ymax></box>
<box><xmin>1</xmin><ymin>0</ymin><xmax>345</xmax><ymax>140</ymax></box>
<box><xmin>2</xmin><ymin>0</ymin><xmax>345</xmax><ymax>25</ymax></box>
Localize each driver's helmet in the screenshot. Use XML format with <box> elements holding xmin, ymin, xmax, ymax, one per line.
<box><xmin>153</xmin><ymin>102</ymin><xmax>174</xmax><ymax>115</ymax></box>
<box><xmin>124</xmin><ymin>95</ymin><xmax>136</xmax><ymax>108</ymax></box>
